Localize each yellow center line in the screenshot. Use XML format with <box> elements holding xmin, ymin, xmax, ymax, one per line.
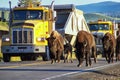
<box><xmin>0</xmin><ymin>61</ymin><xmax>49</xmax><ymax>69</ymax></box>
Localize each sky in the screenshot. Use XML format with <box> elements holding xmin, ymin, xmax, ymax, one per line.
<box><xmin>0</xmin><ymin>0</ymin><xmax>120</xmax><ymax>8</ymax></box>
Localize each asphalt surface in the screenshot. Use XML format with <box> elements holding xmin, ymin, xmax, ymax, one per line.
<box><xmin>0</xmin><ymin>58</ymin><xmax>119</xmax><ymax>80</ymax></box>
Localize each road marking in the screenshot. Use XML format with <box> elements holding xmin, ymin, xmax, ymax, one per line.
<box><xmin>42</xmin><ymin>62</ymin><xmax>120</xmax><ymax>80</ymax></box>
<box><xmin>0</xmin><ymin>61</ymin><xmax>49</xmax><ymax>69</ymax></box>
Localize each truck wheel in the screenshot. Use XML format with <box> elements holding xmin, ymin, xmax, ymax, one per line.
<box><xmin>21</xmin><ymin>55</ymin><xmax>26</xmax><ymax>61</ymax></box>
<box><xmin>21</xmin><ymin>54</ymin><xmax>37</xmax><ymax>61</ymax></box>
<box><xmin>29</xmin><ymin>54</ymin><xmax>37</xmax><ymax>61</ymax></box>
<box><xmin>42</xmin><ymin>54</ymin><xmax>49</xmax><ymax>61</ymax></box>
<box><xmin>3</xmin><ymin>54</ymin><xmax>10</xmax><ymax>62</ymax></box>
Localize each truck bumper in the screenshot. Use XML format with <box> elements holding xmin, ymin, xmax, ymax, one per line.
<box><xmin>1</xmin><ymin>45</ymin><xmax>46</xmax><ymax>54</ymax></box>
<box><xmin>96</xmin><ymin>45</ymin><xmax>103</xmax><ymax>54</ymax></box>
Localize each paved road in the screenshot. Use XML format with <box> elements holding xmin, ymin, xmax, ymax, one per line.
<box><xmin>0</xmin><ymin>59</ymin><xmax>119</xmax><ymax>80</ymax></box>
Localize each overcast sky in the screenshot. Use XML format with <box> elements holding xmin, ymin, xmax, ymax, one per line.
<box><xmin>1</xmin><ymin>0</ymin><xmax>120</xmax><ymax>8</ymax></box>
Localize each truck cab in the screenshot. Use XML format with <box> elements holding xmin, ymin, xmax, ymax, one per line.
<box><xmin>1</xmin><ymin>1</ymin><xmax>54</xmax><ymax>62</ymax></box>
<box><xmin>88</xmin><ymin>20</ymin><xmax>115</xmax><ymax>55</ymax></box>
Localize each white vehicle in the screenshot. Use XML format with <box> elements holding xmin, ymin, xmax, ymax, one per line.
<box><xmin>53</xmin><ymin>4</ymin><xmax>90</xmax><ymax>46</ymax></box>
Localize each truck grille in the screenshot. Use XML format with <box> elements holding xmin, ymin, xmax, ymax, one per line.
<box><xmin>95</xmin><ymin>38</ymin><xmax>102</xmax><ymax>45</ymax></box>
<box><xmin>12</xmin><ymin>28</ymin><xmax>33</xmax><ymax>44</ymax></box>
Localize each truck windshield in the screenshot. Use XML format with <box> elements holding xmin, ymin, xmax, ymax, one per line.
<box><xmin>89</xmin><ymin>24</ymin><xmax>109</xmax><ymax>31</ymax></box>
<box><xmin>13</xmin><ymin>10</ymin><xmax>43</xmax><ymax>20</ymax></box>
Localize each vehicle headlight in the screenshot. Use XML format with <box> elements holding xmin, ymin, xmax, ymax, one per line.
<box><xmin>37</xmin><ymin>37</ymin><xmax>45</xmax><ymax>42</ymax></box>
<box><xmin>2</xmin><ymin>37</ymin><xmax>10</xmax><ymax>42</ymax></box>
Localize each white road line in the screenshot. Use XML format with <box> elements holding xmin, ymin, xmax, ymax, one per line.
<box><xmin>42</xmin><ymin>62</ymin><xmax>120</xmax><ymax>80</ymax></box>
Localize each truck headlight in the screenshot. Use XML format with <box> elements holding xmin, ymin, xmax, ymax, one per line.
<box><xmin>37</xmin><ymin>37</ymin><xmax>45</xmax><ymax>42</ymax></box>
<box><xmin>2</xmin><ymin>37</ymin><xmax>10</xmax><ymax>42</ymax></box>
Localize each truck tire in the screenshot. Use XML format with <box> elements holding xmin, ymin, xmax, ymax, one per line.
<box><xmin>21</xmin><ymin>55</ymin><xmax>27</xmax><ymax>61</ymax></box>
<box><xmin>3</xmin><ymin>54</ymin><xmax>10</xmax><ymax>62</ymax></box>
<box><xmin>21</xmin><ymin>54</ymin><xmax>37</xmax><ymax>61</ymax></box>
<box><xmin>42</xmin><ymin>54</ymin><xmax>49</xmax><ymax>61</ymax></box>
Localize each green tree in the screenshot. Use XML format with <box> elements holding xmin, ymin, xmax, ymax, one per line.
<box><xmin>18</xmin><ymin>0</ymin><xmax>40</xmax><ymax>7</ymax></box>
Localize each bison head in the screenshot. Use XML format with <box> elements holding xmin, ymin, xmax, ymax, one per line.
<box><xmin>102</xmin><ymin>36</ymin><xmax>111</xmax><ymax>51</ymax></box>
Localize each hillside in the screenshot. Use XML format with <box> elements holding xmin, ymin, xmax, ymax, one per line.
<box><xmin>76</xmin><ymin>1</ymin><xmax>120</xmax><ymax>13</ymax></box>
<box><xmin>84</xmin><ymin>13</ymin><xmax>120</xmax><ymax>23</ymax></box>
<box><xmin>76</xmin><ymin>1</ymin><xmax>120</xmax><ymax>18</ymax></box>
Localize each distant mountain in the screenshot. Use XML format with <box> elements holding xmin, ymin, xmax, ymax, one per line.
<box><xmin>76</xmin><ymin>1</ymin><xmax>120</xmax><ymax>14</ymax></box>
<box><xmin>0</xmin><ymin>8</ymin><xmax>9</xmax><ymax>11</ymax></box>
<box><xmin>84</xmin><ymin>13</ymin><xmax>120</xmax><ymax>23</ymax></box>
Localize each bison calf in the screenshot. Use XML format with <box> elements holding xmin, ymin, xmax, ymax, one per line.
<box><xmin>64</xmin><ymin>43</ymin><xmax>73</xmax><ymax>63</ymax></box>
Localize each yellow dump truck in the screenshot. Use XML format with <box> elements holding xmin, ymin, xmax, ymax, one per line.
<box><xmin>1</xmin><ymin>1</ymin><xmax>56</xmax><ymax>62</ymax></box>
<box><xmin>88</xmin><ymin>20</ymin><xmax>117</xmax><ymax>55</ymax></box>
<box><xmin>1</xmin><ymin>0</ymin><xmax>90</xmax><ymax>62</ymax></box>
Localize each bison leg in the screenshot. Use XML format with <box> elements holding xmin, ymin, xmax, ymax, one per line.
<box><xmin>89</xmin><ymin>57</ymin><xmax>92</xmax><ymax>66</ymax></box>
<box><xmin>77</xmin><ymin>58</ymin><xmax>84</xmax><ymax>67</ymax></box>
<box><xmin>51</xmin><ymin>59</ymin><xmax>54</xmax><ymax>64</ymax></box>
<box><xmin>92</xmin><ymin>47</ymin><xmax>97</xmax><ymax>63</ymax></box>
<box><xmin>64</xmin><ymin>53</ymin><xmax>68</xmax><ymax>63</ymax></box>
<box><xmin>116</xmin><ymin>52</ymin><xmax>119</xmax><ymax>61</ymax></box>
<box><xmin>118</xmin><ymin>54</ymin><xmax>120</xmax><ymax>61</ymax></box>
<box><xmin>69</xmin><ymin>51</ymin><xmax>73</xmax><ymax>63</ymax></box>
<box><xmin>64</xmin><ymin>51</ymin><xmax>73</xmax><ymax>63</ymax></box>
<box><xmin>57</xmin><ymin>51</ymin><xmax>62</xmax><ymax>63</ymax></box>
<box><xmin>108</xmin><ymin>53</ymin><xmax>111</xmax><ymax>63</ymax></box>
<box><xmin>50</xmin><ymin>55</ymin><xmax>55</xmax><ymax>64</ymax></box>
<box><xmin>85</xmin><ymin>53</ymin><xmax>91</xmax><ymax>67</ymax></box>
<box><xmin>111</xmin><ymin>52</ymin><xmax>114</xmax><ymax>63</ymax></box>
<box><xmin>85</xmin><ymin>53</ymin><xmax>88</xmax><ymax>67</ymax></box>
<box><xmin>116</xmin><ymin>52</ymin><xmax>120</xmax><ymax>61</ymax></box>
<box><xmin>104</xmin><ymin>52</ymin><xmax>109</xmax><ymax>63</ymax></box>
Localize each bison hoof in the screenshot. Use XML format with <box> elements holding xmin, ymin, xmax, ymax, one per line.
<box><xmin>71</xmin><ymin>60</ymin><xmax>73</xmax><ymax>63</ymax></box>
<box><xmin>51</xmin><ymin>62</ymin><xmax>54</xmax><ymax>64</ymax></box>
<box><xmin>94</xmin><ymin>60</ymin><xmax>97</xmax><ymax>63</ymax></box>
<box><xmin>57</xmin><ymin>60</ymin><xmax>61</xmax><ymax>63</ymax></box>
<box><xmin>86</xmin><ymin>64</ymin><xmax>88</xmax><ymax>67</ymax></box>
<box><xmin>77</xmin><ymin>64</ymin><xmax>82</xmax><ymax>67</ymax></box>
<box><xmin>51</xmin><ymin>61</ymin><xmax>54</xmax><ymax>64</ymax></box>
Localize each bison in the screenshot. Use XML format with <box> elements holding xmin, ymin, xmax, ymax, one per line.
<box><xmin>116</xmin><ymin>35</ymin><xmax>120</xmax><ymax>61</ymax></box>
<box><xmin>75</xmin><ymin>30</ymin><xmax>97</xmax><ymax>67</ymax></box>
<box><xmin>47</xmin><ymin>30</ymin><xmax>64</xmax><ymax>64</ymax></box>
<box><xmin>102</xmin><ymin>32</ymin><xmax>116</xmax><ymax>63</ymax></box>
<box><xmin>64</xmin><ymin>43</ymin><xmax>73</xmax><ymax>63</ymax></box>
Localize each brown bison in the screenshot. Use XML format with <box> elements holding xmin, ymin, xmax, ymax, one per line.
<box><xmin>64</xmin><ymin>43</ymin><xmax>73</xmax><ymax>63</ymax></box>
<box><xmin>102</xmin><ymin>32</ymin><xmax>116</xmax><ymax>63</ymax></box>
<box><xmin>47</xmin><ymin>30</ymin><xmax>64</xmax><ymax>64</ymax></box>
<box><xmin>75</xmin><ymin>30</ymin><xmax>97</xmax><ymax>67</ymax></box>
<box><xmin>116</xmin><ymin>35</ymin><xmax>120</xmax><ymax>61</ymax></box>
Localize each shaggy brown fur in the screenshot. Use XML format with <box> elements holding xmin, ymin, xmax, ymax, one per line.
<box><xmin>116</xmin><ymin>35</ymin><xmax>120</xmax><ymax>61</ymax></box>
<box><xmin>75</xmin><ymin>30</ymin><xmax>97</xmax><ymax>67</ymax></box>
<box><xmin>64</xmin><ymin>43</ymin><xmax>73</xmax><ymax>63</ymax></box>
<box><xmin>47</xmin><ymin>31</ymin><xmax>64</xmax><ymax>64</ymax></box>
<box><xmin>102</xmin><ymin>32</ymin><xmax>116</xmax><ymax>63</ymax></box>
